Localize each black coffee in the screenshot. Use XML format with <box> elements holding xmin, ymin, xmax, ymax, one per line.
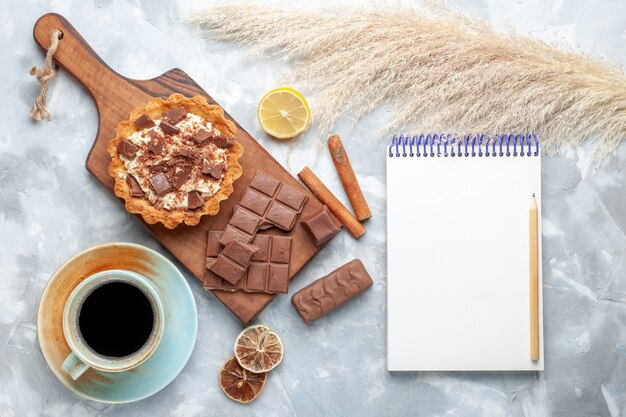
<box><xmin>78</xmin><ymin>282</ymin><xmax>154</xmax><ymax>357</ymax></box>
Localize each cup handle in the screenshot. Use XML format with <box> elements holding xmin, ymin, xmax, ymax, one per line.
<box><xmin>62</xmin><ymin>352</ymin><xmax>90</xmax><ymax>380</ymax></box>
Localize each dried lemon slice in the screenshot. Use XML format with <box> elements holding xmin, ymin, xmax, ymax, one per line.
<box><xmin>219</xmin><ymin>356</ymin><xmax>267</xmax><ymax>404</ymax></box>
<box><xmin>257</xmin><ymin>87</ymin><xmax>310</xmax><ymax>139</ymax></box>
<box><xmin>234</xmin><ymin>324</ymin><xmax>284</xmax><ymax>373</ymax></box>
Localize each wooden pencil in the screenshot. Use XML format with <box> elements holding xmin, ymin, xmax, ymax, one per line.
<box><xmin>529</xmin><ymin>193</ymin><xmax>539</xmax><ymax>361</ymax></box>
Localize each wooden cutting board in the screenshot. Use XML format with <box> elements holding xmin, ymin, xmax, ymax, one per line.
<box><xmin>33</xmin><ymin>13</ymin><xmax>328</xmax><ymax>324</ymax></box>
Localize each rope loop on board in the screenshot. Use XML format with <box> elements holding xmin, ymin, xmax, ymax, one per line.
<box><xmin>29</xmin><ymin>28</ymin><xmax>63</xmax><ymax>121</ymax></box>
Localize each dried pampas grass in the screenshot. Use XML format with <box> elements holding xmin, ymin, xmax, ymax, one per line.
<box><xmin>192</xmin><ymin>4</ymin><xmax>626</xmax><ymax>160</ymax></box>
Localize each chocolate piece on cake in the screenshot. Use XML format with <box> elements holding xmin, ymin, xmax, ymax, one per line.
<box><xmin>187</xmin><ymin>191</ymin><xmax>205</xmax><ymax>209</ymax></box>
<box><xmin>149</xmin><ymin>172</ymin><xmax>173</xmax><ymax>196</ymax></box>
<box><xmin>147</xmin><ymin>136</ymin><xmax>164</xmax><ymax>154</ymax></box>
<box><xmin>178</xmin><ymin>147</ymin><xmax>194</xmax><ymax>158</ymax></box>
<box><xmin>133</xmin><ymin>114</ymin><xmax>155</xmax><ymax>129</ymax></box>
<box><xmin>160</xmin><ymin>121</ymin><xmax>180</xmax><ymax>135</ymax></box>
<box><xmin>165</xmin><ymin>157</ymin><xmax>186</xmax><ymax>167</ymax></box>
<box><xmin>191</xmin><ymin>129</ymin><xmax>211</xmax><ymax>145</ymax></box>
<box><xmin>148</xmin><ymin>162</ymin><xmax>167</xmax><ymax>173</ymax></box>
<box><xmin>126</xmin><ymin>174</ymin><xmax>144</xmax><ymax>197</ymax></box>
<box><xmin>163</xmin><ymin>107</ymin><xmax>187</xmax><ymax>125</ymax></box>
<box><xmin>202</xmin><ymin>159</ymin><xmax>225</xmax><ymax>179</ymax></box>
<box><xmin>171</xmin><ymin>164</ymin><xmax>192</xmax><ymax>189</ymax></box>
<box><xmin>117</xmin><ymin>139</ymin><xmax>138</xmax><ymax>159</ymax></box>
<box><xmin>109</xmin><ymin>95</ymin><xmax>242</xmax><ymax>229</ymax></box>
<box><xmin>212</xmin><ymin>135</ymin><xmax>235</xmax><ymax>149</ymax></box>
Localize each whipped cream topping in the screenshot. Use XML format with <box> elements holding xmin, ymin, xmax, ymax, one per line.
<box><xmin>119</xmin><ymin>113</ymin><xmax>230</xmax><ymax>210</ymax></box>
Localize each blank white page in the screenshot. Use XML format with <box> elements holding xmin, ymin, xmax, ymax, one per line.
<box><xmin>387</xmin><ymin>151</ymin><xmax>543</xmax><ymax>371</ymax></box>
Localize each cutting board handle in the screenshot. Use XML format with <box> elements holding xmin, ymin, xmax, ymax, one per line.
<box><xmin>33</xmin><ymin>13</ymin><xmax>131</xmax><ymax>101</ymax></box>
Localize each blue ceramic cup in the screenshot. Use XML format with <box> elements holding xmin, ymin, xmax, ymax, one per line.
<box><xmin>61</xmin><ymin>270</ymin><xmax>165</xmax><ymax>380</ymax></box>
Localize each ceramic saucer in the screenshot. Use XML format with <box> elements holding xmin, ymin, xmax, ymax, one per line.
<box><xmin>37</xmin><ymin>242</ymin><xmax>197</xmax><ymax>403</ymax></box>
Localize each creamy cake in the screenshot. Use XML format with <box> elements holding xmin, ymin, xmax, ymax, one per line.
<box><xmin>108</xmin><ymin>94</ymin><xmax>243</xmax><ymax>228</ymax></box>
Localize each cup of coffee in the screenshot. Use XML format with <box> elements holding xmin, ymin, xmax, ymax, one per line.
<box><xmin>61</xmin><ymin>270</ymin><xmax>164</xmax><ymax>380</ymax></box>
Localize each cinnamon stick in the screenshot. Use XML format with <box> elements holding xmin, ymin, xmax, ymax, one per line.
<box><xmin>328</xmin><ymin>134</ymin><xmax>372</xmax><ymax>221</ymax></box>
<box><xmin>298</xmin><ymin>167</ymin><xmax>365</xmax><ymax>239</ymax></box>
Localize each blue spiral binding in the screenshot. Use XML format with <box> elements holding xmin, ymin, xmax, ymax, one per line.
<box><xmin>389</xmin><ymin>134</ymin><xmax>540</xmax><ymax>158</ymax></box>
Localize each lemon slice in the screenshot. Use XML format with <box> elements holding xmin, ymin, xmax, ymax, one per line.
<box><xmin>234</xmin><ymin>324</ymin><xmax>284</xmax><ymax>373</ymax></box>
<box><xmin>219</xmin><ymin>356</ymin><xmax>267</xmax><ymax>404</ymax></box>
<box><xmin>257</xmin><ymin>87</ymin><xmax>310</xmax><ymax>139</ymax></box>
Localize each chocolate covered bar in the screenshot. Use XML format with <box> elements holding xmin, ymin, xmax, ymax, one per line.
<box><xmin>291</xmin><ymin>259</ymin><xmax>372</xmax><ymax>323</ymax></box>
<box><xmin>219</xmin><ymin>171</ymin><xmax>308</xmax><ymax>246</ymax></box>
<box><xmin>301</xmin><ymin>206</ymin><xmax>342</xmax><ymax>247</ymax></box>
<box><xmin>204</xmin><ymin>231</ymin><xmax>292</xmax><ymax>294</ymax></box>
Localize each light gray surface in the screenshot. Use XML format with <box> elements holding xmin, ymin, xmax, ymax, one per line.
<box><xmin>1</xmin><ymin>0</ymin><xmax>625</xmax><ymax>416</ymax></box>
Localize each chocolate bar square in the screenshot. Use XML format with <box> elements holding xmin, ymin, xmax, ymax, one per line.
<box><xmin>203</xmin><ymin>231</ymin><xmax>224</xmax><ymax>288</ymax></box>
<box><xmin>246</xmin><ymin>264</ymin><xmax>269</xmax><ymax>292</ymax></box>
<box><xmin>220</xmin><ymin>171</ymin><xmax>309</xmax><ymax>248</ymax></box>
<box><xmin>275</xmin><ymin>184</ymin><xmax>308</xmax><ymax>211</ymax></box>
<box><xmin>205</xmin><ymin>230</ymin><xmax>222</xmax><ymax>256</ymax></box>
<box><xmin>249</xmin><ymin>171</ymin><xmax>280</xmax><ymax>196</ymax></box>
<box><xmin>265</xmin><ymin>202</ymin><xmax>298</xmax><ymax>231</ymax></box>
<box><xmin>240</xmin><ymin>188</ymin><xmax>272</xmax><ymax>216</ymax></box>
<box><xmin>270</xmin><ymin>236</ymin><xmax>292</xmax><ymax>263</ymax></box>
<box><xmin>203</xmin><ymin>230</ymin><xmax>292</xmax><ymax>294</ymax></box>
<box><xmin>221</xmin><ymin>240</ymin><xmax>258</xmax><ymax>267</ymax></box>
<box><xmin>208</xmin><ymin>239</ymin><xmax>257</xmax><ymax>285</ymax></box>
<box><xmin>251</xmin><ymin>234</ymin><xmax>271</xmax><ymax>262</ymax></box>
<box><xmin>218</xmin><ymin>208</ymin><xmax>262</xmax><ymax>246</ymax></box>
<box><xmin>210</xmin><ymin>256</ymin><xmax>245</xmax><ymax>285</ymax></box>
<box><xmin>220</xmin><ymin>225</ymin><xmax>255</xmax><ymax>246</ymax></box>
<box><xmin>301</xmin><ymin>206</ymin><xmax>342</xmax><ymax>247</ymax></box>
<box><xmin>267</xmin><ymin>264</ymin><xmax>289</xmax><ymax>293</ymax></box>
<box><xmin>229</xmin><ymin>207</ymin><xmax>263</xmax><ymax>235</ymax></box>
<box><xmin>203</xmin><ymin>264</ymin><xmax>222</xmax><ymax>289</ymax></box>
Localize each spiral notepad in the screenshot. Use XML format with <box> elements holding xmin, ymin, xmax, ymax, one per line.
<box><xmin>386</xmin><ymin>134</ymin><xmax>544</xmax><ymax>371</ymax></box>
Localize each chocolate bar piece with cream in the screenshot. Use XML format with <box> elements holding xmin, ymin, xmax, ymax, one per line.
<box><xmin>291</xmin><ymin>259</ymin><xmax>372</xmax><ymax>323</ymax></box>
